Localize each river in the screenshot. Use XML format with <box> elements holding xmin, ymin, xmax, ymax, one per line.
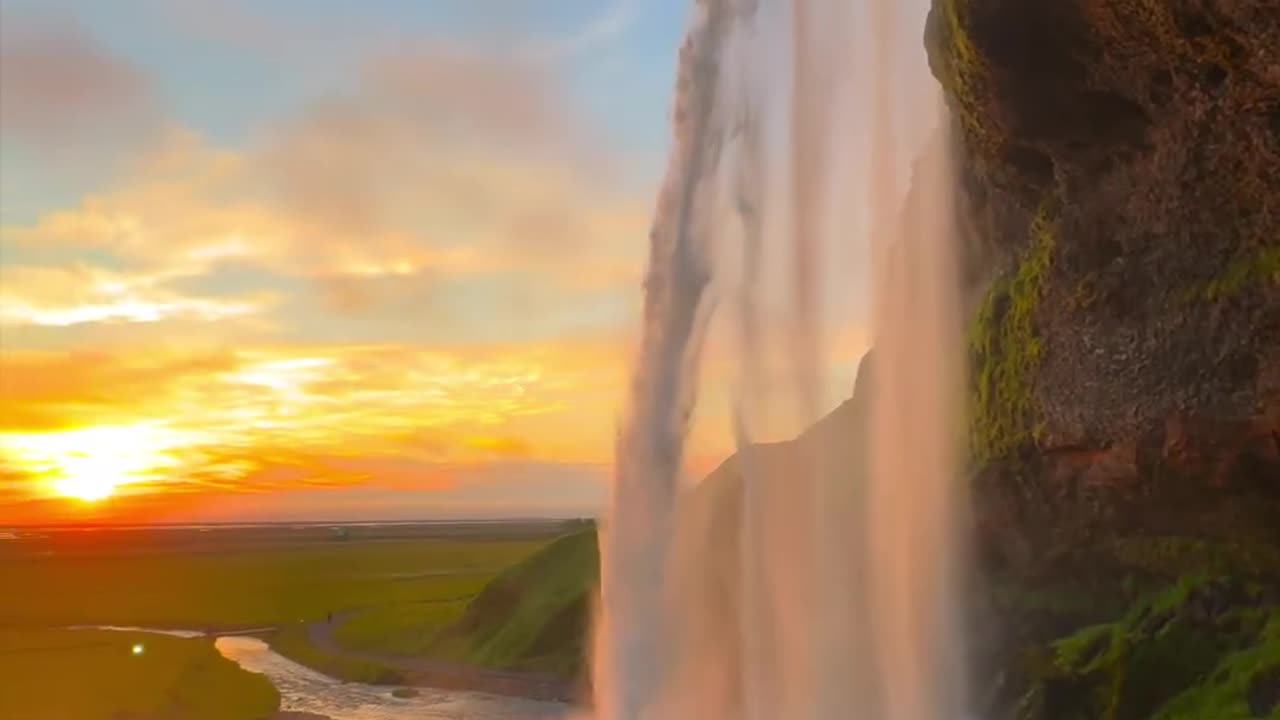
<box><xmin>215</xmin><ymin>636</ymin><xmax>569</xmax><ymax>720</ymax></box>
<box><xmin>74</xmin><ymin>627</ymin><xmax>569</xmax><ymax>720</ymax></box>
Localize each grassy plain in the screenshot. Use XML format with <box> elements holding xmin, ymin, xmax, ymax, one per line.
<box><xmin>0</xmin><ymin>525</ymin><xmax>550</xmax><ymax>629</ymax></box>
<box><xmin>0</xmin><ymin>521</ymin><xmax>569</xmax><ymax>710</ymax></box>
<box><xmin>332</xmin><ymin>597</ymin><xmax>471</xmax><ymax>657</ymax></box>
<box><xmin>0</xmin><ymin>628</ymin><xmax>279</xmax><ymax>720</ymax></box>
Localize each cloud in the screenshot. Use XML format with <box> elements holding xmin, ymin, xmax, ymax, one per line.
<box><xmin>0</xmin><ymin>264</ymin><xmax>271</xmax><ymax>327</ymax></box>
<box><xmin>0</xmin><ymin>9</ymin><xmax>158</xmax><ymax>146</ymax></box>
<box><xmin>0</xmin><ymin>336</ymin><xmax>628</xmax><ymax>471</ymax></box>
<box><xmin>2</xmin><ymin>40</ymin><xmax>647</xmax><ymax>319</ymax></box>
<box><xmin>257</xmin><ymin>47</ymin><xmax>632</xmax><ymax>269</ymax></box>
<box><xmin>358</xmin><ymin>47</ymin><xmax>578</xmax><ymax>149</ymax></box>
<box><xmin>0</xmin><ymin>349</ymin><xmax>238</xmax><ymax>432</ymax></box>
<box><xmin>0</xmin><ymin>337</ymin><xmax>626</xmax><ymax>523</ymax></box>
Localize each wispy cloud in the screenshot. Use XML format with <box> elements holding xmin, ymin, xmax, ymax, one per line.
<box><xmin>0</xmin><ymin>264</ymin><xmax>271</xmax><ymax>327</ymax></box>
<box><xmin>2</xmin><ymin>41</ymin><xmax>646</xmax><ymax>318</ymax></box>
<box><xmin>0</xmin><ymin>9</ymin><xmax>159</xmax><ymax>146</ymax></box>
<box><xmin>0</xmin><ymin>337</ymin><xmax>630</xmax><ymax>493</ymax></box>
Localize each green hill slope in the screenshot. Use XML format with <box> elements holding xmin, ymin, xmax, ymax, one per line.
<box><xmin>433</xmin><ymin>524</ymin><xmax>599</xmax><ymax>676</ymax></box>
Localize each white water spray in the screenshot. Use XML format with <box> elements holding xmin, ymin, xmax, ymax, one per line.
<box><xmin>593</xmin><ymin>0</ymin><xmax>966</xmax><ymax>718</ymax></box>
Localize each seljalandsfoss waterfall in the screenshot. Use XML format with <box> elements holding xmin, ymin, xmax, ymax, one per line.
<box><xmin>592</xmin><ymin>0</ymin><xmax>967</xmax><ymax>718</ymax></box>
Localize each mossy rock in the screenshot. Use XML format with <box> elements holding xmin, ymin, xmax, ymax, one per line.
<box><xmin>1110</xmin><ymin>537</ymin><xmax>1280</xmax><ymax>581</ymax></box>
<box><xmin>1200</xmin><ymin>246</ymin><xmax>1280</xmax><ymax>303</ymax></box>
<box><xmin>968</xmin><ymin>201</ymin><xmax>1057</xmax><ymax>465</ymax></box>
<box><xmin>926</xmin><ymin>0</ymin><xmax>1002</xmax><ymax>162</ymax></box>
<box><xmin>1017</xmin><ymin>577</ymin><xmax>1280</xmax><ymax>720</ymax></box>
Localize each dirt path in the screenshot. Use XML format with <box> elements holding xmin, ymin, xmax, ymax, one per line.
<box><xmin>304</xmin><ymin>613</ymin><xmax>576</xmax><ymax>703</ymax></box>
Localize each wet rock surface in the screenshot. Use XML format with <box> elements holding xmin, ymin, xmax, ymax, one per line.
<box><xmin>925</xmin><ymin>1</ymin><xmax>1280</xmax><ymax>717</ymax></box>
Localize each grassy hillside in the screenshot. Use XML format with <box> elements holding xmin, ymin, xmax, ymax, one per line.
<box><xmin>431</xmin><ymin>526</ymin><xmax>600</xmax><ymax>676</ymax></box>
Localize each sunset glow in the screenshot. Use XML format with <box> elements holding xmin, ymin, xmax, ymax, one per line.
<box><xmin>2</xmin><ymin>425</ymin><xmax>188</xmax><ymax>502</ymax></box>
<box><xmin>0</xmin><ymin>0</ymin><xmax>868</xmax><ymax>525</ymax></box>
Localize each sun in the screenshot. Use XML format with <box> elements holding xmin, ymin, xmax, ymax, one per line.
<box><xmin>54</xmin><ymin>476</ymin><xmax>119</xmax><ymax>502</ymax></box>
<box><xmin>0</xmin><ymin>424</ymin><xmax>188</xmax><ymax>503</ymax></box>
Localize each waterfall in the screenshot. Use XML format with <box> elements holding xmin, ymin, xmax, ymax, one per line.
<box><xmin>591</xmin><ymin>0</ymin><xmax>966</xmax><ymax>717</ymax></box>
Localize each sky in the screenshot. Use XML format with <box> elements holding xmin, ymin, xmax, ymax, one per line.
<box><xmin>0</xmin><ymin>0</ymin><xmax>935</xmax><ymax>525</ymax></box>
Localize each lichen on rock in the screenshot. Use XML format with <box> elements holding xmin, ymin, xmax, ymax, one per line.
<box><xmin>968</xmin><ymin>200</ymin><xmax>1057</xmax><ymax>465</ymax></box>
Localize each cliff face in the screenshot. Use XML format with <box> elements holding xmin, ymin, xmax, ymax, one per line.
<box><xmin>927</xmin><ymin>0</ymin><xmax>1280</xmax><ymax>571</ymax></box>
<box><xmin>926</xmin><ymin>2</ymin><xmax>1280</xmax><ymax>716</ymax></box>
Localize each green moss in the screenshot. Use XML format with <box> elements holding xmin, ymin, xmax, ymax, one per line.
<box><xmin>969</xmin><ymin>203</ymin><xmax>1056</xmax><ymax>464</ymax></box>
<box><xmin>1020</xmin><ymin>577</ymin><xmax>1280</xmax><ymax>720</ymax></box>
<box><xmin>991</xmin><ymin>581</ymin><xmax>1116</xmax><ymax>619</ymax></box>
<box><xmin>931</xmin><ymin>0</ymin><xmax>1002</xmax><ymax>159</ymax></box>
<box><xmin>1179</xmin><ymin>246</ymin><xmax>1280</xmax><ymax>305</ymax></box>
<box><xmin>1204</xmin><ymin>246</ymin><xmax>1280</xmax><ymax>301</ymax></box>
<box><xmin>1154</xmin><ymin>610</ymin><xmax>1280</xmax><ymax>720</ymax></box>
<box><xmin>1054</xmin><ymin>624</ymin><xmax>1118</xmax><ymax>670</ymax></box>
<box><xmin>1112</xmin><ymin>537</ymin><xmax>1280</xmax><ymax>580</ymax></box>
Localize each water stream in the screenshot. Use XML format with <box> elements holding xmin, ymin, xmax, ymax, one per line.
<box><xmin>70</xmin><ymin>627</ymin><xmax>566</xmax><ymax>720</ymax></box>
<box><xmin>216</xmin><ymin>636</ymin><xmax>565</xmax><ymax>720</ymax></box>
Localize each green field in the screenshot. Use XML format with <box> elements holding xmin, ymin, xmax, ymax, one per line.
<box><xmin>2</xmin><ymin>536</ymin><xmax>543</xmax><ymax>629</ymax></box>
<box><xmin>0</xmin><ymin>522</ymin><xmax>574</xmax><ymax>714</ymax></box>
<box><xmin>0</xmin><ymin>628</ymin><xmax>279</xmax><ymax>720</ymax></box>
<box><xmin>332</xmin><ymin>596</ymin><xmax>471</xmax><ymax>657</ymax></box>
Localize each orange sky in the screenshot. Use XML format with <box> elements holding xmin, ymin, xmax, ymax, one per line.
<box><xmin>0</xmin><ymin>339</ymin><xmax>639</xmax><ymax>523</ymax></box>
<box><xmin>0</xmin><ymin>1</ymin><xmax>882</xmax><ymax>525</ymax></box>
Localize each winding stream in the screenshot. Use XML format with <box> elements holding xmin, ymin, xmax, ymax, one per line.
<box><xmin>216</xmin><ymin>637</ymin><xmax>568</xmax><ymax>720</ymax></box>
<box><xmin>74</xmin><ymin>627</ymin><xmax>568</xmax><ymax>720</ymax></box>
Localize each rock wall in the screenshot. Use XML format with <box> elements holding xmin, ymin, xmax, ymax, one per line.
<box><xmin>924</xmin><ymin>3</ymin><xmax>1280</xmax><ymax>716</ymax></box>
<box><xmin>926</xmin><ymin>0</ymin><xmax>1280</xmax><ymax>573</ymax></box>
